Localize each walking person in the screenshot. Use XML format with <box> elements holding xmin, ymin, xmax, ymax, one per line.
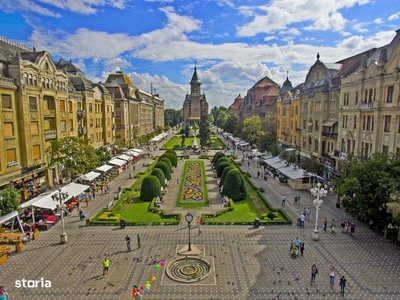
<box><xmin>311</xmin><ymin>264</ymin><xmax>318</xmax><ymax>284</ymax></box>
<box><xmin>85</xmin><ymin>196</ymin><xmax>89</xmax><ymax>207</ymax></box>
<box><xmin>350</xmin><ymin>222</ymin><xmax>356</xmax><ymax>237</ymax></box>
<box><xmin>282</xmin><ymin>194</ymin><xmax>287</xmax><ymax>207</ymax></box>
<box><xmin>0</xmin><ymin>286</ymin><xmax>9</xmax><ymax>300</ymax></box>
<box><xmin>339</xmin><ymin>275</ymin><xmax>347</xmax><ymax>296</ymax></box>
<box><xmin>331</xmin><ymin>219</ymin><xmax>336</xmax><ymax>233</ymax></box>
<box><xmin>103</xmin><ymin>258</ymin><xmax>110</xmax><ymax>277</ymax></box>
<box><xmin>137</xmin><ymin>234</ymin><xmax>141</xmax><ymax>248</ymax></box>
<box><xmin>306</xmin><ymin>208</ymin><xmax>311</xmax><ymax>220</ymax></box>
<box><xmin>300</xmin><ymin>213</ymin><xmax>305</xmax><ymax>228</ymax></box>
<box><xmin>125</xmin><ymin>234</ymin><xmax>131</xmax><ymax>251</ymax></box>
<box><xmin>299</xmin><ymin>242</ymin><xmax>305</xmax><ymax>256</ymax></box>
<box><xmin>177</xmin><ymin>178</ymin><xmax>179</xmax><ymax>186</ymax></box>
<box><xmin>328</xmin><ymin>266</ymin><xmax>336</xmax><ymax>288</ymax></box>
<box><xmin>323</xmin><ymin>217</ymin><xmax>328</xmax><ymax>232</ymax></box>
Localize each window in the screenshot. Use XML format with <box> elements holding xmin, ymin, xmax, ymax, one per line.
<box><xmin>69</xmin><ymin>120</ymin><xmax>73</xmax><ymax>131</ymax></box>
<box><xmin>303</xmin><ymin>120</ymin><xmax>307</xmax><ymax>130</ymax></box>
<box><xmin>68</xmin><ymin>101</ymin><xmax>73</xmax><ymax>112</ymax></box>
<box><xmin>295</xmin><ymin>106</ymin><xmax>298</xmax><ymax>115</ymax></box>
<box><xmin>384</xmin><ymin>116</ymin><xmax>391</xmax><ymax>132</ymax></box>
<box><xmin>29</xmin><ymin>96</ymin><xmax>37</xmax><ymax>110</ymax></box>
<box><xmin>45</xmin><ymin>97</ymin><xmax>55</xmax><ymax>110</ymax></box>
<box><xmin>355</xmin><ymin>92</ymin><xmax>358</xmax><ymax>104</ymax></box>
<box><xmin>2</xmin><ymin>94</ymin><xmax>12</xmax><ymax>109</ymax></box>
<box><xmin>33</xmin><ymin>145</ymin><xmax>40</xmax><ymax>159</ymax></box>
<box><xmin>354</xmin><ymin>116</ymin><xmax>357</xmax><ymax>129</ymax></box>
<box><xmin>89</xmin><ymin>103</ymin><xmax>93</xmax><ymax>112</ymax></box>
<box><xmin>90</xmin><ymin>119</ymin><xmax>93</xmax><ymax>128</ymax></box>
<box><xmin>382</xmin><ymin>145</ymin><xmax>389</xmax><ymax>153</ymax></box>
<box><xmin>60</xmin><ymin>100</ymin><xmax>65</xmax><ymax>111</ymax></box>
<box><xmin>30</xmin><ymin>122</ymin><xmax>39</xmax><ymax>135</ymax></box>
<box><xmin>314</xmin><ymin>140</ymin><xmax>318</xmax><ymax>151</ymax></box>
<box><xmin>4</xmin><ymin>122</ymin><xmax>14</xmax><ymax>137</ymax></box>
<box><xmin>28</xmin><ymin>74</ymin><xmax>33</xmax><ymax>85</ymax></box>
<box><xmin>315</xmin><ymin>120</ymin><xmax>319</xmax><ymax>131</ymax></box>
<box><xmin>60</xmin><ymin>121</ymin><xmax>66</xmax><ymax>132</ymax></box>
<box><xmin>6</xmin><ymin>149</ymin><xmax>16</xmax><ymax>162</ymax></box>
<box><xmin>387</xmin><ymin>86</ymin><xmax>394</xmax><ymax>103</ymax></box>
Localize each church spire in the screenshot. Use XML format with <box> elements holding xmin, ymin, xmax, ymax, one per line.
<box><xmin>190</xmin><ymin>64</ymin><xmax>201</xmax><ymax>85</ymax></box>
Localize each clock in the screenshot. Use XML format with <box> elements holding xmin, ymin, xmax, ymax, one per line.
<box><xmin>185</xmin><ymin>212</ymin><xmax>193</xmax><ymax>223</ymax></box>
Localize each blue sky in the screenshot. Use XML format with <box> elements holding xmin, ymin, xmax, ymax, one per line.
<box><xmin>0</xmin><ymin>0</ymin><xmax>399</xmax><ymax>109</ymax></box>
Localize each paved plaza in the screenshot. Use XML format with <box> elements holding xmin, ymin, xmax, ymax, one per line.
<box><xmin>1</xmin><ymin>139</ymin><xmax>400</xmax><ymax>299</ymax></box>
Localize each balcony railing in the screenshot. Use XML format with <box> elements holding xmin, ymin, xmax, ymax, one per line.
<box><xmin>45</xmin><ymin>129</ymin><xmax>57</xmax><ymax>139</ymax></box>
<box><xmin>322</xmin><ymin>132</ymin><xmax>338</xmax><ymax>138</ymax></box>
<box><xmin>360</xmin><ymin>102</ymin><xmax>374</xmax><ymax>110</ymax></box>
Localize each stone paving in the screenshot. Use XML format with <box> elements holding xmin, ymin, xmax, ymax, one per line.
<box><xmin>1</xmin><ymin>136</ymin><xmax>400</xmax><ymax>299</ymax></box>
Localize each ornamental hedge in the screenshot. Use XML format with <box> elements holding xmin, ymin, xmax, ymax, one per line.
<box><xmin>151</xmin><ymin>168</ymin><xmax>166</xmax><ymax>188</ymax></box>
<box><xmin>221</xmin><ymin>169</ymin><xmax>247</xmax><ymax>201</ymax></box>
<box><xmin>216</xmin><ymin>161</ymin><xmax>232</xmax><ymax>178</ymax></box>
<box><xmin>140</xmin><ymin>175</ymin><xmax>162</xmax><ymax>201</ymax></box>
<box><xmin>212</xmin><ymin>152</ymin><xmax>226</xmax><ymax>164</ymax></box>
<box><xmin>154</xmin><ymin>161</ymin><xmax>171</xmax><ymax>181</ymax></box>
<box><xmin>160</xmin><ymin>152</ymin><xmax>178</xmax><ymax>167</ymax></box>
<box><xmin>160</xmin><ymin>157</ymin><xmax>173</xmax><ymax>171</ymax></box>
<box><xmin>219</xmin><ymin>166</ymin><xmax>236</xmax><ymax>187</ymax></box>
<box><xmin>215</xmin><ymin>156</ymin><xmax>229</xmax><ymax>168</ymax></box>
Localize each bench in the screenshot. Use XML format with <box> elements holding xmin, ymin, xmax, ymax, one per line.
<box><xmin>114</xmin><ymin>190</ymin><xmax>123</xmax><ymax>200</ymax></box>
<box><xmin>0</xmin><ymin>245</ymin><xmax>11</xmax><ymax>265</ymax></box>
<box><xmin>104</xmin><ymin>200</ymin><xmax>114</xmax><ymax>210</ymax></box>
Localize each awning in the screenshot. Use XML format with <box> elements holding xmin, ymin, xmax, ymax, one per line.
<box><xmin>322</xmin><ymin>120</ymin><xmax>337</xmax><ymax>127</ymax></box>
<box><xmin>108</xmin><ymin>158</ymin><xmax>127</xmax><ymax>167</ymax></box>
<box><xmin>132</xmin><ymin>148</ymin><xmax>143</xmax><ymax>153</ymax></box>
<box><xmin>0</xmin><ymin>210</ymin><xmax>19</xmax><ymax>224</ymax></box>
<box><xmin>96</xmin><ymin>164</ymin><xmax>113</xmax><ymax>172</ymax></box>
<box><xmin>118</xmin><ymin>154</ymin><xmax>132</xmax><ymax>161</ymax></box>
<box><xmin>188</xmin><ymin>117</ymin><xmax>200</xmax><ymax>120</ymax></box>
<box><xmin>125</xmin><ymin>151</ymin><xmax>139</xmax><ymax>157</ymax></box>
<box><xmin>79</xmin><ymin>171</ymin><xmax>101</xmax><ymax>181</ymax></box>
<box><xmin>21</xmin><ymin>183</ymin><xmax>90</xmax><ymax>210</ymax></box>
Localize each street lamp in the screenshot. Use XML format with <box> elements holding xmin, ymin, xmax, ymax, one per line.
<box><xmin>51</xmin><ymin>188</ymin><xmax>69</xmax><ymax>244</ymax></box>
<box><xmin>310</xmin><ymin>183</ymin><xmax>327</xmax><ymax>241</ymax></box>
<box><xmin>185</xmin><ymin>212</ymin><xmax>193</xmax><ymax>251</ymax></box>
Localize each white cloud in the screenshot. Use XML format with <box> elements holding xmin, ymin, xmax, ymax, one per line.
<box><xmin>0</xmin><ymin>0</ymin><xmax>130</xmax><ymax>16</ymax></box>
<box><xmin>0</xmin><ymin>0</ymin><xmax>61</xmax><ymax>17</ymax></box>
<box><xmin>236</xmin><ymin>0</ymin><xmax>370</xmax><ymax>37</ymax></box>
<box><xmin>373</xmin><ymin>18</ymin><xmax>383</xmax><ymax>24</ymax></box>
<box><xmin>388</xmin><ymin>12</ymin><xmax>400</xmax><ymax>20</ymax></box>
<box><xmin>104</xmin><ymin>57</ymin><xmax>132</xmax><ymax>73</ymax></box>
<box><xmin>264</xmin><ymin>36</ymin><xmax>276</xmax><ymax>42</ymax></box>
<box><xmin>353</xmin><ymin>22</ymin><xmax>370</xmax><ymax>33</ymax></box>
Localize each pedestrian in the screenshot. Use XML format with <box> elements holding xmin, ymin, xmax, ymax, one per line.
<box><xmin>339</xmin><ymin>275</ymin><xmax>347</xmax><ymax>296</ymax></box>
<box><xmin>311</xmin><ymin>264</ymin><xmax>318</xmax><ymax>284</ymax></box>
<box><xmin>197</xmin><ymin>216</ymin><xmax>201</xmax><ymax>227</ymax></box>
<box><xmin>248</xmin><ymin>161</ymin><xmax>250</xmax><ymax>167</ymax></box>
<box><xmin>323</xmin><ymin>217</ymin><xmax>328</xmax><ymax>232</ymax></box>
<box><xmin>350</xmin><ymin>222</ymin><xmax>356</xmax><ymax>237</ymax></box>
<box><xmin>92</xmin><ymin>191</ymin><xmax>96</xmax><ymax>200</ymax></box>
<box><xmin>133</xmin><ymin>165</ymin><xmax>136</xmax><ymax>171</ymax></box>
<box><xmin>331</xmin><ymin>219</ymin><xmax>336</xmax><ymax>233</ymax></box>
<box><xmin>177</xmin><ymin>178</ymin><xmax>179</xmax><ymax>186</ymax></box>
<box><xmin>306</xmin><ymin>208</ymin><xmax>311</xmax><ymax>220</ymax></box>
<box><xmin>328</xmin><ymin>266</ymin><xmax>336</xmax><ymax>288</ymax></box>
<box><xmin>299</xmin><ymin>242</ymin><xmax>305</xmax><ymax>256</ymax></box>
<box><xmin>103</xmin><ymin>258</ymin><xmax>110</xmax><ymax>277</ymax></box>
<box><xmin>300</xmin><ymin>213</ymin><xmax>305</xmax><ymax>228</ymax></box>
<box><xmin>85</xmin><ymin>196</ymin><xmax>89</xmax><ymax>207</ymax></box>
<box><xmin>282</xmin><ymin>194</ymin><xmax>287</xmax><ymax>207</ymax></box>
<box><xmin>0</xmin><ymin>286</ymin><xmax>9</xmax><ymax>300</ymax></box>
<box><xmin>294</xmin><ymin>195</ymin><xmax>298</xmax><ymax>205</ymax></box>
<box><xmin>340</xmin><ymin>220</ymin><xmax>345</xmax><ymax>233</ymax></box>
<box><xmin>125</xmin><ymin>234</ymin><xmax>131</xmax><ymax>251</ymax></box>
<box><xmin>344</xmin><ymin>220</ymin><xmax>350</xmax><ymax>234</ymax></box>
<box><xmin>137</xmin><ymin>234</ymin><xmax>141</xmax><ymax>248</ymax></box>
<box><xmin>198</xmin><ymin>226</ymin><xmax>202</xmax><ymax>234</ymax></box>
<box><xmin>132</xmin><ymin>285</ymin><xmax>142</xmax><ymax>299</ymax></box>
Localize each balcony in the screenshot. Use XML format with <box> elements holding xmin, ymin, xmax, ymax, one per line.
<box><xmin>78</xmin><ymin>126</ymin><xmax>87</xmax><ymax>136</ymax></box>
<box><xmin>360</xmin><ymin>102</ymin><xmax>374</xmax><ymax>110</ymax></box>
<box><xmin>7</xmin><ymin>161</ymin><xmax>18</xmax><ymax>168</ymax></box>
<box><xmin>45</xmin><ymin>129</ymin><xmax>57</xmax><ymax>139</ymax></box>
<box><xmin>322</xmin><ymin>132</ymin><xmax>338</xmax><ymax>138</ymax></box>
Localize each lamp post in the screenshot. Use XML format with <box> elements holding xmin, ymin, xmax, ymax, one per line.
<box><xmin>185</xmin><ymin>212</ymin><xmax>193</xmax><ymax>251</ymax></box>
<box><xmin>310</xmin><ymin>183</ymin><xmax>327</xmax><ymax>241</ymax></box>
<box><xmin>52</xmin><ymin>188</ymin><xmax>69</xmax><ymax>244</ymax></box>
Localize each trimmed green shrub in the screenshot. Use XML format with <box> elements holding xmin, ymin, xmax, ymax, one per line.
<box><xmin>140</xmin><ymin>175</ymin><xmax>162</xmax><ymax>201</ymax></box>
<box><xmin>160</xmin><ymin>152</ymin><xmax>178</xmax><ymax>167</ymax></box>
<box><xmin>221</xmin><ymin>169</ymin><xmax>246</xmax><ymax>201</ymax></box>
<box><xmin>215</xmin><ymin>156</ymin><xmax>229</xmax><ymax>168</ymax></box>
<box><xmin>267</xmin><ymin>212</ymin><xmax>275</xmax><ymax>220</ymax></box>
<box><xmin>216</xmin><ymin>161</ymin><xmax>231</xmax><ymax>178</ymax></box>
<box><xmin>151</xmin><ymin>168</ymin><xmax>166</xmax><ymax>187</ymax></box>
<box><xmin>160</xmin><ymin>157</ymin><xmax>173</xmax><ymax>171</ymax></box>
<box><xmin>212</xmin><ymin>151</ymin><xmax>226</xmax><ymax>164</ymax></box>
<box><xmin>165</xmin><ymin>150</ymin><xmax>178</xmax><ymax>158</ymax></box>
<box><xmin>154</xmin><ymin>161</ymin><xmax>171</xmax><ymax>180</ymax></box>
<box><xmin>219</xmin><ymin>166</ymin><xmax>236</xmax><ymax>187</ymax></box>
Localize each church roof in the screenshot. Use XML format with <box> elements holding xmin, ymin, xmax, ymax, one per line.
<box><xmin>190</xmin><ymin>65</ymin><xmax>201</xmax><ymax>84</ymax></box>
<box><xmin>229</xmin><ymin>94</ymin><xmax>244</xmax><ymax>110</ymax></box>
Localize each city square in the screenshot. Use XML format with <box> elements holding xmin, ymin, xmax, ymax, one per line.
<box><xmin>1</xmin><ymin>152</ymin><xmax>400</xmax><ymax>300</ymax></box>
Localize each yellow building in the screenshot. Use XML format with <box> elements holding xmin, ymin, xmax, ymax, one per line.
<box><xmin>338</xmin><ymin>29</ymin><xmax>400</xmax><ymax>156</ymax></box>
<box><xmin>276</xmin><ymin>75</ymin><xmax>302</xmax><ymax>149</ymax></box>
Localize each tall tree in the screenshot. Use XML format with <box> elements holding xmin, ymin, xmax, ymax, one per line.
<box><xmin>46</xmin><ymin>137</ymin><xmax>99</xmax><ymax>179</ymax></box>
<box><xmin>241</xmin><ymin>116</ymin><xmax>263</xmax><ymax>145</ymax></box>
<box><xmin>200</xmin><ymin>113</ymin><xmax>211</xmax><ymax>148</ymax></box>
<box><xmin>258</xmin><ymin>132</ymin><xmax>279</xmax><ymax>155</ymax></box>
<box><xmin>222</xmin><ymin>115</ymin><xmax>238</xmax><ymax>134</ymax></box>
<box><xmin>0</xmin><ymin>187</ymin><xmax>20</xmax><ymax>216</ymax></box>
<box><xmin>164</xmin><ymin>109</ymin><xmax>182</xmax><ymax>127</ymax></box>
<box><xmin>335</xmin><ymin>152</ymin><xmax>400</xmax><ymax>234</ymax></box>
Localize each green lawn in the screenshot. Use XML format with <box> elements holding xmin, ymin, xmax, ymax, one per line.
<box><xmin>161</xmin><ymin>135</ymin><xmax>226</xmax><ymax>150</ymax></box>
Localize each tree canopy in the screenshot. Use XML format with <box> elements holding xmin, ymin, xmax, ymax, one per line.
<box><xmin>241</xmin><ymin>116</ymin><xmax>263</xmax><ymax>145</ymax></box>
<box><xmin>334</xmin><ymin>152</ymin><xmax>400</xmax><ymax>232</ymax></box>
<box><xmin>258</xmin><ymin>132</ymin><xmax>279</xmax><ymax>155</ymax></box>
<box><xmin>0</xmin><ymin>187</ymin><xmax>20</xmax><ymax>216</ymax></box>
